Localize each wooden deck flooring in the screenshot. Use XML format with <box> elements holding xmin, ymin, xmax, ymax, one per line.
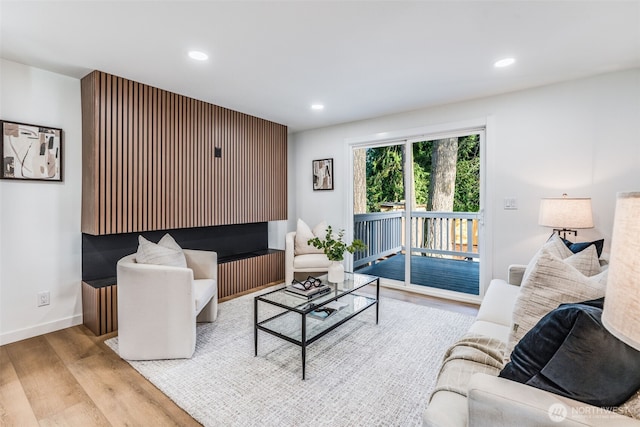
<box><xmin>355</xmin><ymin>253</ymin><xmax>480</xmax><ymax>295</ymax></box>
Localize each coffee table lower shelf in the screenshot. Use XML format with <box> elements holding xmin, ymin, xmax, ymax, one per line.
<box><xmin>254</xmin><ymin>276</ymin><xmax>379</xmax><ymax>379</ymax></box>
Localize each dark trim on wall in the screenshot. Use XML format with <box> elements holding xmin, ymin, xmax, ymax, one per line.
<box><xmin>82</xmin><ymin>222</ymin><xmax>269</xmax><ymax>282</ymax></box>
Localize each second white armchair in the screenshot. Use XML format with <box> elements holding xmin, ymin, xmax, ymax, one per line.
<box><xmin>285</xmin><ymin>219</ymin><xmax>332</xmax><ymax>285</ymax></box>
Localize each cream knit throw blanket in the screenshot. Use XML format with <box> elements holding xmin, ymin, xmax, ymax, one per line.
<box><xmin>430</xmin><ymin>333</ymin><xmax>506</xmax><ymax>400</ymax></box>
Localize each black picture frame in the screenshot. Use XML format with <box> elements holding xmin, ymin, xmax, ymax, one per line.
<box><xmin>1</xmin><ymin>120</ymin><xmax>63</xmax><ymax>181</ymax></box>
<box><xmin>312</xmin><ymin>158</ymin><xmax>333</xmax><ymax>191</ymax></box>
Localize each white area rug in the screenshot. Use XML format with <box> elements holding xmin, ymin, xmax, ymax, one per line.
<box><xmin>105</xmin><ymin>287</ymin><xmax>474</xmax><ymax>426</ymax></box>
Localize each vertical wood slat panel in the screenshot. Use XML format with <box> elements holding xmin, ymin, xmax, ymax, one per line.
<box><xmin>239</xmin><ymin>112</ymin><xmax>244</xmax><ymax>223</ymax></box>
<box><xmin>121</xmin><ymin>78</ymin><xmax>129</xmax><ymax>233</ymax></box>
<box><xmin>132</xmin><ymin>81</ymin><xmax>139</xmax><ymax>232</ymax></box>
<box><xmin>142</xmin><ymin>81</ymin><xmax>148</xmax><ymax>232</ymax></box>
<box><xmin>188</xmin><ymin>98</ymin><xmax>194</xmax><ymax>227</ymax></box>
<box><xmin>111</xmin><ymin>76</ymin><xmax>118</xmax><ymax>233</ymax></box>
<box><xmin>81</xmin><ymin>70</ymin><xmax>287</xmax><ymax>235</ymax></box>
<box><xmin>220</xmin><ymin>107</ymin><xmax>227</xmax><ymax>225</ymax></box>
<box><xmin>103</xmin><ymin>74</ymin><xmax>111</xmax><ymax>235</ymax></box>
<box><xmin>162</xmin><ymin>89</ymin><xmax>166</xmax><ymax>228</ymax></box>
<box><xmin>81</xmin><ymin>282</ymin><xmax>98</xmax><ymax>336</ymax></box>
<box><xmin>173</xmin><ymin>94</ymin><xmax>178</xmax><ymax>228</ymax></box>
<box><xmin>127</xmin><ymin>80</ymin><xmax>134</xmax><ymax>232</ymax></box>
<box><xmin>157</xmin><ymin>90</ymin><xmax>162</xmax><ymax>230</ymax></box>
<box><xmin>81</xmin><ymin>73</ymin><xmax>99</xmax><ymax>233</ymax></box>
<box><xmin>217</xmin><ymin>251</ymin><xmax>285</xmax><ymax>299</ymax></box>
<box><xmin>105</xmin><ymin>286</ymin><xmax>113</xmax><ymax>333</ymax></box>
<box><xmin>99</xmin><ymin>287</ymin><xmax>106</xmax><ymax>335</ymax></box>
<box><xmin>81</xmin><ymin>282</ymin><xmax>119</xmax><ymax>336</ymax></box>
<box><xmin>113</xmin><ymin>285</ymin><xmax>118</xmax><ymax>331</ymax></box>
<box><xmin>116</xmin><ymin>77</ymin><xmax>123</xmax><ymax>233</ymax></box>
<box><xmin>202</xmin><ymin>103</ymin><xmax>207</xmax><ymax>225</ymax></box>
<box><xmin>151</xmin><ymin>86</ymin><xmax>155</xmax><ymax>230</ymax></box>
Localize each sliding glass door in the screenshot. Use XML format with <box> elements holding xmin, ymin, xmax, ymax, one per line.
<box><xmin>352</xmin><ymin>142</ymin><xmax>407</xmax><ymax>284</ymax></box>
<box><xmin>352</xmin><ymin>129</ymin><xmax>483</xmax><ymax>298</ymax></box>
<box><xmin>408</xmin><ymin>133</ymin><xmax>481</xmax><ymax>295</ymax></box>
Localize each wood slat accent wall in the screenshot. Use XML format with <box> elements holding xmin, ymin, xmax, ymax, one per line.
<box><xmin>81</xmin><ymin>70</ymin><xmax>287</xmax><ymax>235</ymax></box>
<box><xmin>81</xmin><ymin>282</ymin><xmax>118</xmax><ymax>336</ymax></box>
<box><xmin>218</xmin><ymin>251</ymin><xmax>285</xmax><ymax>299</ymax></box>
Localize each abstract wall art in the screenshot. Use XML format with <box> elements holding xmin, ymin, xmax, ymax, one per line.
<box><xmin>1</xmin><ymin>120</ymin><xmax>62</xmax><ymax>181</ymax></box>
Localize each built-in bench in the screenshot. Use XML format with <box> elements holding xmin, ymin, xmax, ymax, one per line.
<box><xmin>81</xmin><ymin>223</ymin><xmax>284</xmax><ymax>336</ymax></box>
<box><xmin>82</xmin><ymin>249</ymin><xmax>284</xmax><ymax>336</ymax></box>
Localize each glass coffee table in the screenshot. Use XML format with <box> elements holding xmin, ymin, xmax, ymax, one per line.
<box><xmin>254</xmin><ymin>272</ymin><xmax>379</xmax><ymax>379</ymax></box>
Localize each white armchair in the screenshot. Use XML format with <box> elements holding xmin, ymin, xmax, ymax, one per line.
<box><xmin>285</xmin><ymin>231</ymin><xmax>332</xmax><ymax>285</ymax></box>
<box><xmin>116</xmin><ymin>249</ymin><xmax>218</xmax><ymax>360</ymax></box>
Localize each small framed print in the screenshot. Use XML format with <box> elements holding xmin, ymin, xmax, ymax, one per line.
<box><xmin>1</xmin><ymin>120</ymin><xmax>63</xmax><ymax>181</ymax></box>
<box><xmin>313</xmin><ymin>158</ymin><xmax>333</xmax><ymax>191</ymax></box>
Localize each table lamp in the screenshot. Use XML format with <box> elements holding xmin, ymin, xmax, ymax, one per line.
<box><xmin>539</xmin><ymin>194</ymin><xmax>594</xmax><ymax>239</ymax></box>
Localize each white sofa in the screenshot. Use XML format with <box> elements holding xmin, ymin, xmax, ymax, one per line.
<box><xmin>116</xmin><ymin>249</ymin><xmax>218</xmax><ymax>360</ymax></box>
<box><xmin>423</xmin><ymin>265</ymin><xmax>640</xmax><ymax>427</ymax></box>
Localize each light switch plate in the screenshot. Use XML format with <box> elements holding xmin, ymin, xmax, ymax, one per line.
<box><xmin>504</xmin><ymin>197</ymin><xmax>518</xmax><ymax>210</ymax></box>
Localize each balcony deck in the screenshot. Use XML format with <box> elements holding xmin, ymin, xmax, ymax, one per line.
<box><xmin>354</xmin><ymin>253</ymin><xmax>479</xmax><ymax>295</ymax></box>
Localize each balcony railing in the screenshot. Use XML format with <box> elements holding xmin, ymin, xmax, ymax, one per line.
<box><xmin>353</xmin><ymin>212</ymin><xmax>404</xmax><ymax>268</ymax></box>
<box><xmin>353</xmin><ymin>211</ymin><xmax>480</xmax><ymax>268</ymax></box>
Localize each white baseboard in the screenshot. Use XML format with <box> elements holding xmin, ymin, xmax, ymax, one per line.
<box><xmin>0</xmin><ymin>314</ymin><xmax>83</xmax><ymax>346</ymax></box>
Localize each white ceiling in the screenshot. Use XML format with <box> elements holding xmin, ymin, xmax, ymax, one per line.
<box><xmin>1</xmin><ymin>1</ymin><xmax>639</xmax><ymax>132</ymax></box>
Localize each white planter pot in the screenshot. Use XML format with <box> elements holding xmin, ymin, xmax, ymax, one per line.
<box><xmin>328</xmin><ymin>261</ymin><xmax>345</xmax><ymax>283</ymax></box>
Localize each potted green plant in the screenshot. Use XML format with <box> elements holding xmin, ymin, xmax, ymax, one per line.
<box><xmin>308</xmin><ymin>225</ymin><xmax>367</xmax><ymax>282</ymax></box>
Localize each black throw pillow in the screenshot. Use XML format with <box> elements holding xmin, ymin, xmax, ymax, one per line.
<box><xmin>500</xmin><ymin>298</ymin><xmax>640</xmax><ymax>407</ymax></box>
<box><xmin>562</xmin><ymin>237</ymin><xmax>605</xmax><ymax>258</ymax></box>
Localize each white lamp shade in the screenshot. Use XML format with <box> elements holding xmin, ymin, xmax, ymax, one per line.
<box><xmin>539</xmin><ymin>197</ymin><xmax>594</xmax><ymax>229</ymax></box>
<box><xmin>602</xmin><ymin>192</ymin><xmax>640</xmax><ymax>350</ymax></box>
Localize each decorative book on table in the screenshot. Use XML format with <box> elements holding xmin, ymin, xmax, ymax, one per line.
<box><xmin>324</xmin><ymin>300</ymin><xmax>349</xmax><ymax>311</ymax></box>
<box><xmin>309</xmin><ymin>306</ymin><xmax>338</xmax><ymax>320</ymax></box>
<box><xmin>285</xmin><ymin>283</ymin><xmax>331</xmax><ymax>299</ymax></box>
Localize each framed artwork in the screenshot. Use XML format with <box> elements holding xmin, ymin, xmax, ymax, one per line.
<box><xmin>1</xmin><ymin>120</ymin><xmax>62</xmax><ymax>181</ymax></box>
<box><xmin>313</xmin><ymin>158</ymin><xmax>334</xmax><ymax>191</ymax></box>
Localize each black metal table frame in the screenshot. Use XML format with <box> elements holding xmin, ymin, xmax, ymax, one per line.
<box><xmin>254</xmin><ymin>275</ymin><xmax>380</xmax><ymax>380</ymax></box>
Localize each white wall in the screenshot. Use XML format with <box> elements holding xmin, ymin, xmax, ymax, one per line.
<box><xmin>0</xmin><ymin>59</ymin><xmax>82</xmax><ymax>344</ymax></box>
<box><xmin>289</xmin><ymin>69</ymin><xmax>640</xmax><ymax>288</ymax></box>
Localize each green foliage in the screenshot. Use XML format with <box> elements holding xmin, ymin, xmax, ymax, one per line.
<box><xmin>412</xmin><ymin>142</ymin><xmax>432</xmax><ymax>206</ymax></box>
<box><xmin>453</xmin><ymin>134</ymin><xmax>480</xmax><ymax>212</ymax></box>
<box><xmin>364</xmin><ymin>134</ymin><xmax>480</xmax><ymax>212</ymax></box>
<box><xmin>307</xmin><ymin>225</ymin><xmax>367</xmax><ymax>261</ymax></box>
<box><xmin>366</xmin><ymin>145</ymin><xmax>405</xmax><ymax>212</ymax></box>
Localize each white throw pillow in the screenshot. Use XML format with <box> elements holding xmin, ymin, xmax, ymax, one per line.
<box><xmin>506</xmin><ymin>246</ymin><xmax>606</xmax><ymax>358</ymax></box>
<box><xmin>294</xmin><ymin>219</ymin><xmax>327</xmax><ymax>255</ymax></box>
<box><xmin>136</xmin><ymin>234</ymin><xmax>187</xmax><ymax>268</ymax></box>
<box><xmin>521</xmin><ymin>234</ymin><xmax>574</xmax><ymax>284</ymax></box>
<box><xmin>561</xmin><ymin>244</ymin><xmax>603</xmax><ymax>277</ymax></box>
<box><xmin>158</xmin><ymin>233</ymin><xmax>183</xmax><ymax>252</ymax></box>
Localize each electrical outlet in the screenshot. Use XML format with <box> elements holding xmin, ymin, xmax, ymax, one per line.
<box><xmin>37</xmin><ymin>291</ymin><xmax>50</xmax><ymax>307</ymax></box>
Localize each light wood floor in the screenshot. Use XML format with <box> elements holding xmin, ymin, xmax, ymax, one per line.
<box><xmin>1</xmin><ymin>286</ymin><xmax>478</xmax><ymax>426</ymax></box>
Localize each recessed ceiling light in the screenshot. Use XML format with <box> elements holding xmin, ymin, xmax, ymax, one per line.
<box><xmin>311</xmin><ymin>104</ymin><xmax>324</xmax><ymax>111</ymax></box>
<box><xmin>188</xmin><ymin>51</ymin><xmax>208</xmax><ymax>61</ymax></box>
<box><xmin>494</xmin><ymin>57</ymin><xmax>515</xmax><ymax>68</ymax></box>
